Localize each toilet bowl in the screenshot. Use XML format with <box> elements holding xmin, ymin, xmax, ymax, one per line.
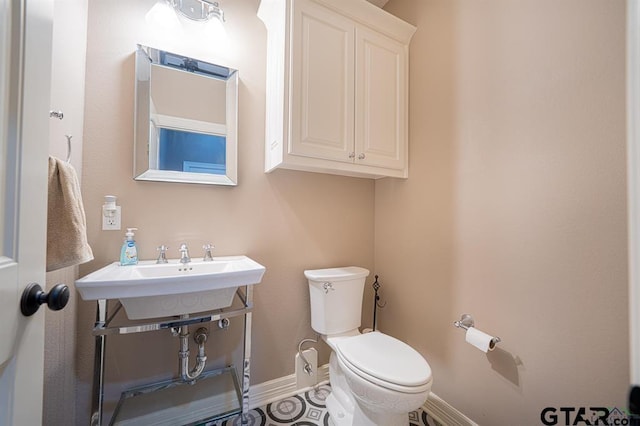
<box><xmin>305</xmin><ymin>267</ymin><xmax>433</xmax><ymax>426</ymax></box>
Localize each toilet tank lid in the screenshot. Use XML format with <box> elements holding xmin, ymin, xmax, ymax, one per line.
<box><xmin>304</xmin><ymin>267</ymin><xmax>370</xmax><ymax>282</ymax></box>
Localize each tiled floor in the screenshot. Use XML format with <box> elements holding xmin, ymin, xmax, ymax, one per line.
<box><xmin>207</xmin><ymin>383</ymin><xmax>440</xmax><ymax>426</ymax></box>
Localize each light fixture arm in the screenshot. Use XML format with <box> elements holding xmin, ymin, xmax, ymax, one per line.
<box><xmin>202</xmin><ymin>0</ymin><xmax>225</xmax><ymax>21</ymax></box>
<box><xmin>168</xmin><ymin>0</ymin><xmax>225</xmax><ymax>23</ymax></box>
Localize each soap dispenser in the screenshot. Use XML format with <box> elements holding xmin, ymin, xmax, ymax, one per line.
<box><xmin>120</xmin><ymin>228</ymin><xmax>139</xmax><ymax>265</ymax></box>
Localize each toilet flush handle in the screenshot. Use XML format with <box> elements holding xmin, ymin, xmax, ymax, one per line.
<box><xmin>322</xmin><ymin>282</ymin><xmax>334</xmax><ymax>294</ymax></box>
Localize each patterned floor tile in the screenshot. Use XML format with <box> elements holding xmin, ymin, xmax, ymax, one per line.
<box><xmin>266</xmin><ymin>394</ymin><xmax>307</xmax><ymax>423</ymax></box>
<box><xmin>207</xmin><ymin>382</ymin><xmax>436</xmax><ymax>426</ymax></box>
<box><xmin>214</xmin><ymin>408</ymin><xmax>267</xmax><ymax>426</ymax></box>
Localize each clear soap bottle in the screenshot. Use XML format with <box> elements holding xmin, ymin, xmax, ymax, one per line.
<box><xmin>120</xmin><ymin>228</ymin><xmax>138</xmax><ymax>265</ymax></box>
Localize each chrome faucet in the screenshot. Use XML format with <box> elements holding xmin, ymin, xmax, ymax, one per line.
<box><xmin>156</xmin><ymin>245</ymin><xmax>169</xmax><ymax>264</ymax></box>
<box><xmin>203</xmin><ymin>244</ymin><xmax>215</xmax><ymax>261</ymax></box>
<box><xmin>179</xmin><ymin>243</ymin><xmax>191</xmax><ymax>264</ymax></box>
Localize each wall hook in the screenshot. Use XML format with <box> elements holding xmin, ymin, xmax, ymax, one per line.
<box><xmin>65</xmin><ymin>134</ymin><xmax>72</xmax><ymax>163</ymax></box>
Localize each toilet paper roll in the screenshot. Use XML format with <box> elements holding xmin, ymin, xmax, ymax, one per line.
<box><xmin>465</xmin><ymin>326</ymin><xmax>498</xmax><ymax>352</ymax></box>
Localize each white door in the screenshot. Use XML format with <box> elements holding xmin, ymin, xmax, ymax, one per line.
<box><xmin>0</xmin><ymin>0</ymin><xmax>54</xmax><ymax>425</ymax></box>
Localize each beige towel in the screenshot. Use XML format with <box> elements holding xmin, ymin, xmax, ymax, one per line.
<box><xmin>47</xmin><ymin>156</ymin><xmax>94</xmax><ymax>272</ymax></box>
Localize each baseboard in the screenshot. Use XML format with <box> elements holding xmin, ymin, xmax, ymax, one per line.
<box><xmin>248</xmin><ymin>363</ymin><xmax>330</xmax><ymax>409</ymax></box>
<box><xmin>249</xmin><ymin>366</ymin><xmax>475</xmax><ymax>426</ymax></box>
<box><xmin>423</xmin><ymin>392</ymin><xmax>477</xmax><ymax>426</ymax></box>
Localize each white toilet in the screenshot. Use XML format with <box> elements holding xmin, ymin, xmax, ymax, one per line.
<box><xmin>305</xmin><ymin>266</ymin><xmax>433</xmax><ymax>426</ymax></box>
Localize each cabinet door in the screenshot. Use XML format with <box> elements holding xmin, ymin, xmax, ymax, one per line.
<box><xmin>355</xmin><ymin>26</ymin><xmax>407</xmax><ymax>171</ymax></box>
<box><xmin>290</xmin><ymin>0</ymin><xmax>355</xmax><ymax>163</ymax></box>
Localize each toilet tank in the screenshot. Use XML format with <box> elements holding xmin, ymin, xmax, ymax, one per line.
<box><xmin>304</xmin><ymin>266</ymin><xmax>370</xmax><ymax>335</ymax></box>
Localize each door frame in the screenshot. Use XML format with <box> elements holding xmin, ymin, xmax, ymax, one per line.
<box><xmin>628</xmin><ymin>0</ymin><xmax>639</xmax><ymax>391</ymax></box>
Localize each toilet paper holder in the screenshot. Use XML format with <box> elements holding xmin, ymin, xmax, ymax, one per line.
<box><xmin>453</xmin><ymin>314</ymin><xmax>502</xmax><ymax>345</ymax></box>
<box><xmin>453</xmin><ymin>313</ymin><xmax>476</xmax><ymax>330</ymax></box>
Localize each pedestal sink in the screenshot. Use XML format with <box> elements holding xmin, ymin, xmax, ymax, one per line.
<box><xmin>76</xmin><ymin>256</ymin><xmax>266</xmax><ymax>319</ymax></box>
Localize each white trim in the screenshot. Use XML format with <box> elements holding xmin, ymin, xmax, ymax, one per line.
<box><xmin>151</xmin><ymin>113</ymin><xmax>227</xmax><ymax>136</ymax></box>
<box><xmin>423</xmin><ymin>393</ymin><xmax>477</xmax><ymax>426</ymax></box>
<box><xmin>248</xmin><ymin>366</ymin><xmax>477</xmax><ymax>426</ymax></box>
<box><xmin>628</xmin><ymin>0</ymin><xmax>640</xmax><ymax>387</ymax></box>
<box><xmin>248</xmin><ymin>364</ymin><xmax>330</xmax><ymax>409</ymax></box>
<box><xmin>135</xmin><ymin>168</ymin><xmax>237</xmax><ymax>186</ymax></box>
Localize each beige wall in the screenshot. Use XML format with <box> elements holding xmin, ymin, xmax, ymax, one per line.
<box><xmin>74</xmin><ymin>0</ymin><xmax>629</xmax><ymax>424</ymax></box>
<box><xmin>377</xmin><ymin>0</ymin><xmax>629</xmax><ymax>424</ymax></box>
<box><xmin>77</xmin><ymin>0</ymin><xmax>374</xmax><ymax>423</ymax></box>
<box><xmin>44</xmin><ymin>0</ymin><xmax>89</xmax><ymax>424</ymax></box>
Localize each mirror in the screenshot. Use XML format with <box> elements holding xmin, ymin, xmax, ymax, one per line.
<box><xmin>134</xmin><ymin>45</ymin><xmax>238</xmax><ymax>185</ymax></box>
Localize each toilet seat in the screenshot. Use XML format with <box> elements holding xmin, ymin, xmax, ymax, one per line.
<box><xmin>334</xmin><ymin>332</ymin><xmax>432</xmax><ymax>394</ymax></box>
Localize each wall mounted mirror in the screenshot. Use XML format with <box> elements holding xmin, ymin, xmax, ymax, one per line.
<box><xmin>134</xmin><ymin>45</ymin><xmax>238</xmax><ymax>185</ymax></box>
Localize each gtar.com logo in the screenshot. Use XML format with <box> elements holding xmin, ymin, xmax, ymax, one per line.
<box><xmin>540</xmin><ymin>407</ymin><xmax>635</xmax><ymax>425</ymax></box>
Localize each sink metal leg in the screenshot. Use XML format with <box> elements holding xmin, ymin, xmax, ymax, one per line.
<box><xmin>240</xmin><ymin>358</ymin><xmax>250</xmax><ymax>425</ymax></box>
<box><xmin>90</xmin><ymin>300</ymin><xmax>107</xmax><ymax>426</ymax></box>
<box><xmin>241</xmin><ymin>287</ymin><xmax>253</xmax><ymax>425</ymax></box>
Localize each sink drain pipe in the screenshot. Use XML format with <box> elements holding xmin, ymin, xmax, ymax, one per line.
<box><xmin>178</xmin><ymin>325</ymin><xmax>209</xmax><ymax>383</ymax></box>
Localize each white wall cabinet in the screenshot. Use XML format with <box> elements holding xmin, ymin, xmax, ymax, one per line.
<box><xmin>259</xmin><ymin>0</ymin><xmax>416</xmax><ymax>179</ymax></box>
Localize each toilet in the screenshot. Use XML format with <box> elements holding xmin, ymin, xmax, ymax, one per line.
<box><xmin>305</xmin><ymin>266</ymin><xmax>432</xmax><ymax>426</ymax></box>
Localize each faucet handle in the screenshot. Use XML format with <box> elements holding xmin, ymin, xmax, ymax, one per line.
<box><xmin>156</xmin><ymin>245</ymin><xmax>169</xmax><ymax>264</ymax></box>
<box><xmin>203</xmin><ymin>244</ymin><xmax>215</xmax><ymax>261</ymax></box>
<box><xmin>178</xmin><ymin>243</ymin><xmax>191</xmax><ymax>264</ymax></box>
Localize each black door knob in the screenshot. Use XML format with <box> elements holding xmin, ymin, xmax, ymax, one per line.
<box><xmin>20</xmin><ymin>283</ymin><xmax>70</xmax><ymax>316</ymax></box>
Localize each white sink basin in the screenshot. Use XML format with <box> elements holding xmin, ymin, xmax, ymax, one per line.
<box><xmin>75</xmin><ymin>256</ymin><xmax>266</xmax><ymax>319</ymax></box>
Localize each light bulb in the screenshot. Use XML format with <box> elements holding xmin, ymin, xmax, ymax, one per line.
<box><xmin>200</xmin><ymin>17</ymin><xmax>227</xmax><ymax>43</ymax></box>
<box><xmin>146</xmin><ymin>1</ymin><xmax>180</xmax><ymax>30</ymax></box>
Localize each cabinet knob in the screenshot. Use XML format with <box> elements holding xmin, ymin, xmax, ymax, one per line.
<box><xmin>358</xmin><ymin>153</ymin><xmax>366</xmax><ymax>160</ymax></box>
<box><xmin>348</xmin><ymin>152</ymin><xmax>355</xmax><ymax>159</ymax></box>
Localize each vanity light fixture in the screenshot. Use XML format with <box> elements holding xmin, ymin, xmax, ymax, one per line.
<box><xmin>169</xmin><ymin>0</ymin><xmax>225</xmax><ymax>23</ymax></box>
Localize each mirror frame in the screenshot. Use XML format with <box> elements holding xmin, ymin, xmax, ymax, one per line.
<box><xmin>134</xmin><ymin>45</ymin><xmax>238</xmax><ymax>186</ymax></box>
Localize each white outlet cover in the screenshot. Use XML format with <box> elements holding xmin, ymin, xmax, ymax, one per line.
<box><xmin>102</xmin><ymin>205</ymin><xmax>121</xmax><ymax>231</ymax></box>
